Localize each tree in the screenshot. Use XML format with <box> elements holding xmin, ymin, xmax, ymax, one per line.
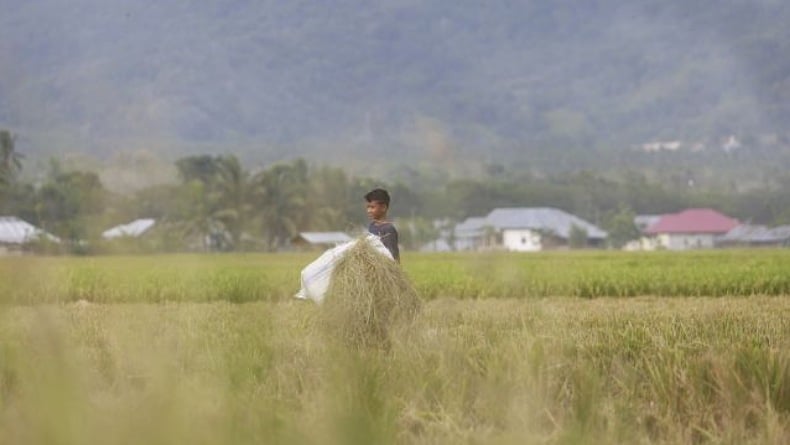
<box><xmin>176</xmin><ymin>155</ymin><xmax>223</xmax><ymax>184</ymax></box>
<box><xmin>36</xmin><ymin>170</ymin><xmax>106</xmax><ymax>246</ymax></box>
<box><xmin>172</xmin><ymin>155</ymin><xmax>251</xmax><ymax>250</ymax></box>
<box><xmin>307</xmin><ymin>166</ymin><xmax>351</xmax><ymax>231</ymax></box>
<box><xmin>604</xmin><ymin>206</ymin><xmax>641</xmax><ymax>249</ymax></box>
<box><xmin>398</xmin><ymin>217</ymin><xmax>440</xmax><ymax>250</ymax></box>
<box><xmin>209</xmin><ymin>156</ymin><xmax>251</xmax><ymax>247</ymax></box>
<box><xmin>251</xmin><ymin>159</ymin><xmax>309</xmax><ymax>250</ymax></box>
<box><xmin>0</xmin><ymin>130</ymin><xmax>23</xmax><ymax>187</ymax></box>
<box><xmin>568</xmin><ymin>224</ymin><xmax>588</xmax><ymax>249</ymax></box>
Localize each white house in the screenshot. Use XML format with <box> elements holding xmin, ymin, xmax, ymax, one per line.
<box><xmin>436</xmin><ymin>207</ymin><xmax>607</xmax><ymax>252</ymax></box>
<box><xmin>641</xmin><ymin>208</ymin><xmax>739</xmax><ymax>250</ymax></box>
<box><xmin>451</xmin><ymin>217</ymin><xmax>489</xmax><ymax>251</ymax></box>
<box><xmin>485</xmin><ymin>208</ymin><xmax>607</xmax><ymax>251</ymax></box>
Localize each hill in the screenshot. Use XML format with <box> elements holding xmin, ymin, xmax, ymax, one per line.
<box><xmin>2</xmin><ymin>0</ymin><xmax>790</xmax><ymax>179</ymax></box>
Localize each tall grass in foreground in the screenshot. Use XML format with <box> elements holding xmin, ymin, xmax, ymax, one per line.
<box><xmin>1</xmin><ymin>298</ymin><xmax>788</xmax><ymax>444</ymax></box>
<box><xmin>3</xmin><ymin>249</ymin><xmax>790</xmax><ymax>303</ymax></box>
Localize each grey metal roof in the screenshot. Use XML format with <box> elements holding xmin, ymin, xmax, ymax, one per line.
<box><xmin>0</xmin><ymin>216</ymin><xmax>60</xmax><ymax>244</ymax></box>
<box><xmin>454</xmin><ymin>217</ymin><xmax>488</xmax><ymax>238</ymax></box>
<box><xmin>485</xmin><ymin>207</ymin><xmax>608</xmax><ymax>239</ymax></box>
<box><xmin>722</xmin><ymin>224</ymin><xmax>790</xmax><ymax>243</ymax></box>
<box><xmin>297</xmin><ymin>232</ymin><xmax>353</xmax><ymax>245</ymax></box>
<box><xmin>102</xmin><ymin>218</ymin><xmax>156</xmax><ymax>239</ymax></box>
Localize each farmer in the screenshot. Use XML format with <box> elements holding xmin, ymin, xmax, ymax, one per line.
<box><xmin>365</xmin><ymin>188</ymin><xmax>400</xmax><ymax>263</ymax></box>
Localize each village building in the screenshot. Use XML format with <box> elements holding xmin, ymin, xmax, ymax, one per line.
<box><xmin>0</xmin><ymin>216</ymin><xmax>60</xmax><ymax>253</ymax></box>
<box><xmin>425</xmin><ymin>207</ymin><xmax>607</xmax><ymax>252</ymax></box>
<box><xmin>102</xmin><ymin>218</ymin><xmax>156</xmax><ymax>239</ymax></box>
<box><xmin>719</xmin><ymin>224</ymin><xmax>790</xmax><ymax>248</ymax></box>
<box><xmin>639</xmin><ymin>208</ymin><xmax>740</xmax><ymax>250</ymax></box>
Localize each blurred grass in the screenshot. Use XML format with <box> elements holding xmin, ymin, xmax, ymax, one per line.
<box><xmin>3</xmin><ymin>249</ymin><xmax>790</xmax><ymax>303</ymax></box>
<box><xmin>1</xmin><ymin>249</ymin><xmax>788</xmax><ymax>442</ymax></box>
<box><xmin>0</xmin><ymin>298</ymin><xmax>788</xmax><ymax>444</ymax></box>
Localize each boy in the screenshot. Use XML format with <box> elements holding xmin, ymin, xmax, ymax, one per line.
<box><xmin>365</xmin><ymin>188</ymin><xmax>400</xmax><ymax>262</ymax></box>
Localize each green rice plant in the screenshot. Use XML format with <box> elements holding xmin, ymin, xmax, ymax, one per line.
<box><xmin>2</xmin><ymin>249</ymin><xmax>790</xmax><ymax>304</ymax></box>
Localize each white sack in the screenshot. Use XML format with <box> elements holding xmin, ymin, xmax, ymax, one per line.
<box><xmin>294</xmin><ymin>234</ymin><xmax>393</xmax><ymax>304</ymax></box>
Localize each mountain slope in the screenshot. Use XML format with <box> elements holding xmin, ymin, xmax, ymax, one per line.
<box><xmin>1</xmin><ymin>0</ymin><xmax>789</xmax><ymax>167</ymax></box>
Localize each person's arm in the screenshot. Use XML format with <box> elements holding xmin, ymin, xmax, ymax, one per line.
<box><xmin>380</xmin><ymin>224</ymin><xmax>400</xmax><ymax>263</ymax></box>
<box><xmin>390</xmin><ymin>227</ymin><xmax>400</xmax><ymax>263</ymax></box>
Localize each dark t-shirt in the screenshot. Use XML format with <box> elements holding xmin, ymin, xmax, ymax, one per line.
<box><xmin>368</xmin><ymin>221</ymin><xmax>400</xmax><ymax>262</ymax></box>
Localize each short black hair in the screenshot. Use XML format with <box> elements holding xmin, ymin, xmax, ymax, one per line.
<box><xmin>364</xmin><ymin>188</ymin><xmax>390</xmax><ymax>206</ymax></box>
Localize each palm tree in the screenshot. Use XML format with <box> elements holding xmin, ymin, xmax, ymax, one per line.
<box><xmin>209</xmin><ymin>155</ymin><xmax>251</xmax><ymax>247</ymax></box>
<box><xmin>170</xmin><ymin>155</ymin><xmax>252</xmax><ymax>251</ymax></box>
<box><xmin>0</xmin><ymin>130</ymin><xmax>24</xmax><ymax>185</ymax></box>
<box><xmin>250</xmin><ymin>159</ymin><xmax>309</xmax><ymax>250</ymax></box>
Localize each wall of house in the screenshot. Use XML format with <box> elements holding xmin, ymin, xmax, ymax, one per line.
<box><xmin>453</xmin><ymin>235</ymin><xmax>483</xmax><ymax>251</ymax></box>
<box><xmin>657</xmin><ymin>233</ymin><xmax>716</xmax><ymax>250</ymax></box>
<box><xmin>502</xmin><ymin>229</ymin><xmax>542</xmax><ymax>252</ymax></box>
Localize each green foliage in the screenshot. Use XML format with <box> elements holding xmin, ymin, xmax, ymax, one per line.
<box><xmin>604</xmin><ymin>206</ymin><xmax>641</xmax><ymax>248</ymax></box>
<box><xmin>250</xmin><ymin>159</ymin><xmax>310</xmax><ymax>249</ymax></box>
<box><xmin>5</xmin><ymin>149</ymin><xmax>790</xmax><ymax>253</ymax></box>
<box><xmin>36</xmin><ymin>169</ymin><xmax>106</xmax><ymax>245</ymax></box>
<box><xmin>0</xmin><ymin>130</ymin><xmax>23</xmax><ymax>186</ymax></box>
<box><xmin>397</xmin><ymin>217</ymin><xmax>439</xmax><ymax>250</ymax></box>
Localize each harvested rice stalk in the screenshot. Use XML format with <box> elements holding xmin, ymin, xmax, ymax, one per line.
<box><xmin>321</xmin><ymin>236</ymin><xmax>420</xmax><ymax>349</ymax></box>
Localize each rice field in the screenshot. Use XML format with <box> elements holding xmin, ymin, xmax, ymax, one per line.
<box><xmin>0</xmin><ymin>250</ymin><xmax>789</xmax><ymax>444</ymax></box>
<box><xmin>3</xmin><ymin>249</ymin><xmax>790</xmax><ymax>304</ymax></box>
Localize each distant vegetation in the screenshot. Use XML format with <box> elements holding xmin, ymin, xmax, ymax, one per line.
<box><xmin>2</xmin><ymin>140</ymin><xmax>790</xmax><ymax>253</ymax></box>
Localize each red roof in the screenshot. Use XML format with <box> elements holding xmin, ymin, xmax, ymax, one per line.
<box><xmin>644</xmin><ymin>208</ymin><xmax>739</xmax><ymax>234</ymax></box>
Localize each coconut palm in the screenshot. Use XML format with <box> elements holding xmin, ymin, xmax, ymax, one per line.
<box><xmin>172</xmin><ymin>155</ymin><xmax>251</xmax><ymax>251</ymax></box>
<box><xmin>209</xmin><ymin>155</ymin><xmax>251</xmax><ymax>246</ymax></box>
<box><xmin>250</xmin><ymin>159</ymin><xmax>309</xmax><ymax>250</ymax></box>
<box><xmin>0</xmin><ymin>130</ymin><xmax>24</xmax><ymax>185</ymax></box>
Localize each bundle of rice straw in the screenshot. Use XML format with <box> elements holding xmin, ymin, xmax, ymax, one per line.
<box><xmin>321</xmin><ymin>236</ymin><xmax>420</xmax><ymax>349</ymax></box>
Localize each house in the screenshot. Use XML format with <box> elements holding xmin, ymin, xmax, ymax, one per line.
<box><xmin>622</xmin><ymin>215</ymin><xmax>663</xmax><ymax>251</ymax></box>
<box><xmin>0</xmin><ymin>216</ymin><xmax>60</xmax><ymax>252</ymax></box>
<box><xmin>451</xmin><ymin>216</ymin><xmax>490</xmax><ymax>251</ymax></box>
<box><xmin>486</xmin><ymin>207</ymin><xmax>607</xmax><ymax>251</ymax></box>
<box><xmin>102</xmin><ymin>218</ymin><xmax>156</xmax><ymax>239</ymax></box>
<box><xmin>431</xmin><ymin>207</ymin><xmax>607</xmax><ymax>252</ymax></box>
<box><xmin>719</xmin><ymin>224</ymin><xmax>790</xmax><ymax>247</ymax></box>
<box><xmin>634</xmin><ymin>215</ymin><xmax>661</xmax><ymax>232</ymax></box>
<box><xmin>419</xmin><ymin>238</ymin><xmax>452</xmax><ymax>253</ymax></box>
<box><xmin>641</xmin><ymin>208</ymin><xmax>739</xmax><ymax>250</ymax></box>
<box><xmin>292</xmin><ymin>232</ymin><xmax>353</xmax><ymax>249</ymax></box>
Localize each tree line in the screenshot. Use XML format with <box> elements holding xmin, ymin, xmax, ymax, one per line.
<box><xmin>2</xmin><ymin>129</ymin><xmax>790</xmax><ymax>253</ymax></box>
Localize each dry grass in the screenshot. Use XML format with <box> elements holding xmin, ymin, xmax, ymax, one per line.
<box><xmin>320</xmin><ymin>237</ymin><xmax>420</xmax><ymax>349</ymax></box>
<box><xmin>0</xmin><ymin>297</ymin><xmax>788</xmax><ymax>444</ymax></box>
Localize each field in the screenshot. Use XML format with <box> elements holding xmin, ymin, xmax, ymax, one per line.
<box><xmin>1</xmin><ymin>250</ymin><xmax>789</xmax><ymax>444</ymax></box>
